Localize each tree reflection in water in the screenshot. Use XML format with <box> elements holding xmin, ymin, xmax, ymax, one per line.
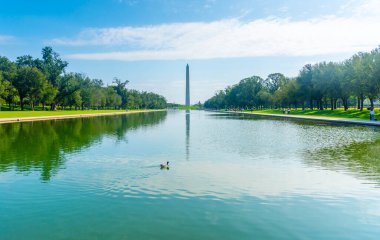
<box><xmin>305</xmin><ymin>136</ymin><xmax>380</xmax><ymax>184</ymax></box>
<box><xmin>0</xmin><ymin>111</ymin><xmax>167</xmax><ymax>181</ymax></box>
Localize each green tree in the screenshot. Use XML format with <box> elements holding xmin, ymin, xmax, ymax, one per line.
<box><xmin>264</xmin><ymin>73</ymin><xmax>287</xmax><ymax>94</ymax></box>
<box><xmin>105</xmin><ymin>86</ymin><xmax>122</xmax><ymax>109</ymax></box>
<box><xmin>371</xmin><ymin>48</ymin><xmax>380</xmax><ymax>108</ymax></box>
<box><xmin>0</xmin><ymin>72</ymin><xmax>5</xmax><ymax>110</ymax></box>
<box><xmin>16</xmin><ymin>55</ymin><xmax>37</xmax><ymax>68</ymax></box>
<box><xmin>14</xmin><ymin>67</ymin><xmax>47</xmax><ymax>110</ymax></box>
<box><xmin>78</xmin><ymin>77</ymin><xmax>92</xmax><ymax>110</ymax></box>
<box><xmin>340</xmin><ymin>61</ymin><xmax>353</xmax><ymax>110</ymax></box>
<box><xmin>90</xmin><ymin>80</ymin><xmax>106</xmax><ymax>109</ymax></box>
<box><xmin>113</xmin><ymin>77</ymin><xmax>129</xmax><ymax>107</ymax></box>
<box><xmin>296</xmin><ymin>64</ymin><xmax>314</xmax><ymax>109</ymax></box>
<box><xmin>230</xmin><ymin>76</ymin><xmax>264</xmax><ymax>109</ymax></box>
<box><xmin>65</xmin><ymin>91</ymin><xmax>82</xmax><ymax>110</ymax></box>
<box><xmin>204</xmin><ymin>90</ymin><xmax>226</xmax><ymax>109</ymax></box>
<box><xmin>0</xmin><ymin>56</ymin><xmax>17</xmax><ymax>83</ymax></box>
<box><xmin>366</xmin><ymin>49</ymin><xmax>380</xmax><ymax>108</ymax></box>
<box><xmin>351</xmin><ymin>53</ymin><xmax>368</xmax><ymax>110</ymax></box>
<box><xmin>36</xmin><ymin>47</ymin><xmax>68</xmax><ymax>109</ymax></box>
<box><xmin>37</xmin><ymin>46</ymin><xmax>68</xmax><ymax>86</ymax></box>
<box><xmin>55</xmin><ymin>73</ymin><xmax>82</xmax><ymax>109</ymax></box>
<box><xmin>41</xmin><ymin>84</ymin><xmax>58</xmax><ymax>110</ymax></box>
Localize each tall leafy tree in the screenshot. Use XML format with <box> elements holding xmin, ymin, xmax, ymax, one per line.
<box><xmin>296</xmin><ymin>64</ymin><xmax>314</xmax><ymax>109</ymax></box>
<box><xmin>339</xmin><ymin>61</ymin><xmax>353</xmax><ymax>110</ymax></box>
<box><xmin>264</xmin><ymin>73</ymin><xmax>287</xmax><ymax>94</ymax></box>
<box><xmin>37</xmin><ymin>46</ymin><xmax>68</xmax><ymax>86</ymax></box>
<box><xmin>0</xmin><ymin>72</ymin><xmax>6</xmax><ymax>109</ymax></box>
<box><xmin>113</xmin><ymin>77</ymin><xmax>129</xmax><ymax>107</ymax></box>
<box><xmin>366</xmin><ymin>49</ymin><xmax>380</xmax><ymax>108</ymax></box>
<box><xmin>13</xmin><ymin>67</ymin><xmax>47</xmax><ymax>110</ymax></box>
<box><xmin>16</xmin><ymin>55</ymin><xmax>37</xmax><ymax>68</ymax></box>
<box><xmin>0</xmin><ymin>56</ymin><xmax>17</xmax><ymax>83</ymax></box>
<box><xmin>105</xmin><ymin>87</ymin><xmax>122</xmax><ymax>109</ymax></box>
<box><xmin>34</xmin><ymin>47</ymin><xmax>68</xmax><ymax>109</ymax></box>
<box><xmin>372</xmin><ymin>48</ymin><xmax>380</xmax><ymax>108</ymax></box>
<box><xmin>54</xmin><ymin>73</ymin><xmax>82</xmax><ymax>109</ymax></box>
<box><xmin>350</xmin><ymin>53</ymin><xmax>369</xmax><ymax>110</ymax></box>
<box><xmin>78</xmin><ymin>76</ymin><xmax>93</xmax><ymax>110</ymax></box>
<box><xmin>41</xmin><ymin>84</ymin><xmax>58</xmax><ymax>110</ymax></box>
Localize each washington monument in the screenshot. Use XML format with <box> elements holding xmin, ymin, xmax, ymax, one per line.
<box><xmin>186</xmin><ymin>64</ymin><xmax>190</xmax><ymax>107</ymax></box>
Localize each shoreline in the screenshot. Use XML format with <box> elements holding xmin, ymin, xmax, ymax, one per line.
<box><xmin>0</xmin><ymin>109</ymin><xmax>167</xmax><ymax>124</ymax></box>
<box><xmin>212</xmin><ymin>110</ymin><xmax>380</xmax><ymax>127</ymax></box>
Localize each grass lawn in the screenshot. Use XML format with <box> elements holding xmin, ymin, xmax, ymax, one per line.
<box><xmin>0</xmin><ymin>109</ymin><xmax>150</xmax><ymax>118</ymax></box>
<box><xmin>177</xmin><ymin>105</ymin><xmax>201</xmax><ymax>110</ymax></box>
<box><xmin>244</xmin><ymin>108</ymin><xmax>379</xmax><ymax>121</ymax></box>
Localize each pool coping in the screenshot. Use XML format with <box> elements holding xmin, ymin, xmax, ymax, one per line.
<box><xmin>0</xmin><ymin>109</ymin><xmax>167</xmax><ymax>124</ymax></box>
<box><xmin>210</xmin><ymin>110</ymin><xmax>380</xmax><ymax>127</ymax></box>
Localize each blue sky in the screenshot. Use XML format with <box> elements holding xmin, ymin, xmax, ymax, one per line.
<box><xmin>1</xmin><ymin>0</ymin><xmax>380</xmax><ymax>104</ymax></box>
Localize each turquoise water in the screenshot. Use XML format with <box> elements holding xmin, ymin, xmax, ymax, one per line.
<box><xmin>1</xmin><ymin>110</ymin><xmax>380</xmax><ymax>239</ymax></box>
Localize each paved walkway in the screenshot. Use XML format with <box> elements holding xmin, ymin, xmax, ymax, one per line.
<box><xmin>0</xmin><ymin>109</ymin><xmax>166</xmax><ymax>124</ymax></box>
<box><xmin>224</xmin><ymin>111</ymin><xmax>380</xmax><ymax>127</ymax></box>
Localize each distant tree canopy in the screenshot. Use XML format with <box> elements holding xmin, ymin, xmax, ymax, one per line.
<box><xmin>204</xmin><ymin>47</ymin><xmax>380</xmax><ymax>111</ymax></box>
<box><xmin>0</xmin><ymin>47</ymin><xmax>167</xmax><ymax>110</ymax></box>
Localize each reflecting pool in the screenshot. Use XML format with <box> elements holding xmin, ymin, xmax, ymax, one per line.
<box><xmin>1</xmin><ymin>110</ymin><xmax>380</xmax><ymax>239</ymax></box>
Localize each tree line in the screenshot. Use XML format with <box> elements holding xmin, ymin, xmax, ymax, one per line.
<box><xmin>0</xmin><ymin>47</ymin><xmax>167</xmax><ymax>111</ymax></box>
<box><xmin>204</xmin><ymin>47</ymin><xmax>380</xmax><ymax>111</ymax></box>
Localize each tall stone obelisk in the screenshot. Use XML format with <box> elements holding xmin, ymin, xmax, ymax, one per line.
<box><xmin>185</xmin><ymin>64</ymin><xmax>190</xmax><ymax>107</ymax></box>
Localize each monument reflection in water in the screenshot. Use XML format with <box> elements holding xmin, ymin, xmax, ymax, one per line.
<box><xmin>185</xmin><ymin>63</ymin><xmax>191</xmax><ymax>161</ymax></box>
<box><xmin>186</xmin><ymin>110</ymin><xmax>190</xmax><ymax>161</ymax></box>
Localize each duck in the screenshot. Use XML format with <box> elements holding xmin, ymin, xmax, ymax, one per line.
<box><xmin>160</xmin><ymin>161</ymin><xmax>169</xmax><ymax>169</ymax></box>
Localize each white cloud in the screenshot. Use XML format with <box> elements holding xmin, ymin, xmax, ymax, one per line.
<box><xmin>0</xmin><ymin>35</ymin><xmax>14</xmax><ymax>43</ymax></box>
<box><xmin>340</xmin><ymin>0</ymin><xmax>380</xmax><ymax>16</ymax></box>
<box><xmin>53</xmin><ymin>0</ymin><xmax>380</xmax><ymax>61</ymax></box>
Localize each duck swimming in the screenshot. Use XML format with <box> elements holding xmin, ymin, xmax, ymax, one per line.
<box><xmin>160</xmin><ymin>161</ymin><xmax>169</xmax><ymax>169</ymax></box>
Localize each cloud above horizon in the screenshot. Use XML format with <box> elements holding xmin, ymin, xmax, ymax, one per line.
<box><xmin>52</xmin><ymin>0</ymin><xmax>380</xmax><ymax>61</ymax></box>
<box><xmin>0</xmin><ymin>35</ymin><xmax>14</xmax><ymax>43</ymax></box>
